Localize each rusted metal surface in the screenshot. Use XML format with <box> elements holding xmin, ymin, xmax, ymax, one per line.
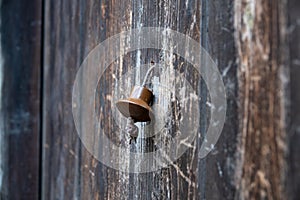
<box><xmin>116</xmin><ymin>86</ymin><xmax>154</xmax><ymax>122</ymax></box>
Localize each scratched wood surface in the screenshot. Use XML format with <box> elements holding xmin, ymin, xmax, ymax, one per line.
<box><xmin>1</xmin><ymin>0</ymin><xmax>300</xmax><ymax>199</ymax></box>
<box><xmin>41</xmin><ymin>0</ymin><xmax>242</xmax><ymax>198</ymax></box>
<box><xmin>42</xmin><ymin>0</ymin><xmax>204</xmax><ymax>199</ymax></box>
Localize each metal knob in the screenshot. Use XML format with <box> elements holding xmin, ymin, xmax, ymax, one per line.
<box><xmin>116</xmin><ymin>86</ymin><xmax>154</xmax><ymax>122</ymax></box>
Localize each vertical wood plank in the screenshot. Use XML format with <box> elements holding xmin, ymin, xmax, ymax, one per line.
<box><xmin>42</xmin><ymin>0</ymin><xmax>299</xmax><ymax>199</ymax></box>
<box><xmin>42</xmin><ymin>0</ymin><xmax>98</xmax><ymax>198</ymax></box>
<box><xmin>43</xmin><ymin>0</ymin><xmax>205</xmax><ymax>199</ymax></box>
<box><xmin>42</xmin><ymin>0</ymin><xmax>133</xmax><ymax>199</ymax></box>
<box><xmin>198</xmin><ymin>0</ymin><xmax>239</xmax><ymax>199</ymax></box>
<box><xmin>0</xmin><ymin>0</ymin><xmax>298</xmax><ymax>199</ymax></box>
<box><xmin>287</xmin><ymin>0</ymin><xmax>300</xmax><ymax>198</ymax></box>
<box><xmin>234</xmin><ymin>0</ymin><xmax>288</xmax><ymax>199</ymax></box>
<box><xmin>0</xmin><ymin>0</ymin><xmax>42</xmax><ymax>199</ymax></box>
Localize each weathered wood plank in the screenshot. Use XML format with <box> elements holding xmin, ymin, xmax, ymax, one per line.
<box><xmin>0</xmin><ymin>0</ymin><xmax>299</xmax><ymax>199</ymax></box>
<box><xmin>234</xmin><ymin>0</ymin><xmax>288</xmax><ymax>199</ymax></box>
<box><xmin>0</xmin><ymin>0</ymin><xmax>42</xmax><ymax>199</ymax></box>
<box><xmin>42</xmin><ymin>0</ymin><xmax>300</xmax><ymax>199</ymax></box>
<box><xmin>198</xmin><ymin>0</ymin><xmax>239</xmax><ymax>199</ymax></box>
<box><xmin>42</xmin><ymin>0</ymin><xmax>133</xmax><ymax>199</ymax></box>
<box><xmin>287</xmin><ymin>0</ymin><xmax>300</xmax><ymax>199</ymax></box>
<box><xmin>42</xmin><ymin>0</ymin><xmax>96</xmax><ymax>199</ymax></box>
<box><xmin>43</xmin><ymin>0</ymin><xmax>206</xmax><ymax>199</ymax></box>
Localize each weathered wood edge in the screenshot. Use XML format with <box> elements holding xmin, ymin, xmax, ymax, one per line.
<box><xmin>0</xmin><ymin>0</ymin><xmax>42</xmax><ymax>199</ymax></box>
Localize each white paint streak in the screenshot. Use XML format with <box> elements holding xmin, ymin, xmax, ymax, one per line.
<box><xmin>217</xmin><ymin>162</ymin><xmax>223</xmax><ymax>177</ymax></box>
<box><xmin>222</xmin><ymin>61</ymin><xmax>233</xmax><ymax>77</ymax></box>
<box><xmin>185</xmin><ymin>0</ymin><xmax>189</xmax><ymax>10</ymax></box>
<box><xmin>156</xmin><ymin>152</ymin><xmax>196</xmax><ymax>188</ymax></box>
<box><xmin>190</xmin><ymin>14</ymin><xmax>197</xmax><ymax>30</ymax></box>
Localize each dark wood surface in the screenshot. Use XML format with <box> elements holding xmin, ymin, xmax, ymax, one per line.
<box><xmin>42</xmin><ymin>0</ymin><xmax>203</xmax><ymax>199</ymax></box>
<box><xmin>287</xmin><ymin>0</ymin><xmax>300</xmax><ymax>199</ymax></box>
<box><xmin>199</xmin><ymin>0</ymin><xmax>238</xmax><ymax>199</ymax></box>
<box><xmin>0</xmin><ymin>0</ymin><xmax>42</xmax><ymax>199</ymax></box>
<box><xmin>0</xmin><ymin>0</ymin><xmax>299</xmax><ymax>199</ymax></box>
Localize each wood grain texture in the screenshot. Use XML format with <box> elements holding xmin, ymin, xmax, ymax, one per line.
<box><xmin>42</xmin><ymin>0</ymin><xmax>206</xmax><ymax>199</ymax></box>
<box><xmin>286</xmin><ymin>0</ymin><xmax>300</xmax><ymax>199</ymax></box>
<box><xmin>234</xmin><ymin>0</ymin><xmax>288</xmax><ymax>199</ymax></box>
<box><xmin>0</xmin><ymin>0</ymin><xmax>299</xmax><ymax>199</ymax></box>
<box><xmin>198</xmin><ymin>0</ymin><xmax>238</xmax><ymax>199</ymax></box>
<box><xmin>0</xmin><ymin>0</ymin><xmax>42</xmax><ymax>199</ymax></box>
<box><xmin>41</xmin><ymin>0</ymin><xmax>242</xmax><ymax>198</ymax></box>
<box><xmin>0</xmin><ymin>0</ymin><xmax>297</xmax><ymax>199</ymax></box>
